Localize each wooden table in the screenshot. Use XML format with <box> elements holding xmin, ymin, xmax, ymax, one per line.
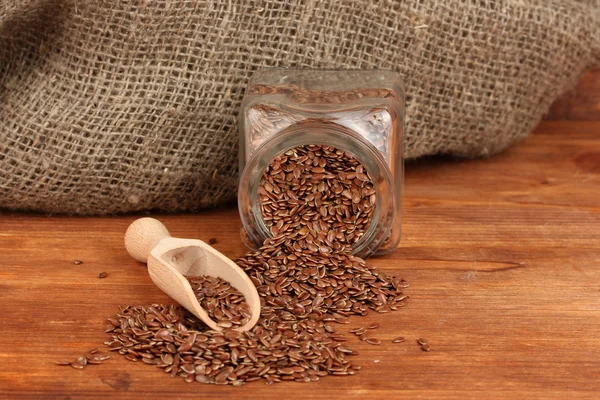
<box><xmin>1</xmin><ymin>121</ymin><xmax>599</xmax><ymax>399</ymax></box>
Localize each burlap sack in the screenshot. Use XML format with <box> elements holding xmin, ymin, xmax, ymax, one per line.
<box><xmin>1</xmin><ymin>1</ymin><xmax>598</xmax><ymax>215</ymax></box>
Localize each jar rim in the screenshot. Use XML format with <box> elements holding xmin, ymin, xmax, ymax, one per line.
<box><xmin>237</xmin><ymin>120</ymin><xmax>395</xmax><ymax>258</ymax></box>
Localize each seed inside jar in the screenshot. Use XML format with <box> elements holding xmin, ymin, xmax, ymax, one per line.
<box><xmin>257</xmin><ymin>145</ymin><xmax>376</xmax><ymax>252</ymax></box>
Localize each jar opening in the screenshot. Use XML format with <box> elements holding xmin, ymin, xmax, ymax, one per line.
<box><xmin>238</xmin><ymin>121</ymin><xmax>395</xmax><ymax>258</ymax></box>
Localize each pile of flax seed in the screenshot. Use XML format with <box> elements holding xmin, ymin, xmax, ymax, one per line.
<box><xmin>103</xmin><ymin>145</ymin><xmax>408</xmax><ymax>385</ymax></box>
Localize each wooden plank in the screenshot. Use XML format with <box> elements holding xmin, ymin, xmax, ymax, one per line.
<box><xmin>547</xmin><ymin>68</ymin><xmax>600</xmax><ymax>120</ymax></box>
<box><xmin>0</xmin><ymin>121</ymin><xmax>599</xmax><ymax>399</ymax></box>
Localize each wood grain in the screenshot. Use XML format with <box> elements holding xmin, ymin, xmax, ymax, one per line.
<box><xmin>547</xmin><ymin>68</ymin><xmax>600</xmax><ymax>120</ymax></box>
<box><xmin>1</xmin><ymin>121</ymin><xmax>600</xmax><ymax>399</ymax></box>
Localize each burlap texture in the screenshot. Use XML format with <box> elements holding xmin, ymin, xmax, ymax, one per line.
<box><xmin>1</xmin><ymin>1</ymin><xmax>598</xmax><ymax>214</ymax></box>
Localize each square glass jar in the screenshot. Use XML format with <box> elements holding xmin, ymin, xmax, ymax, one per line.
<box><xmin>238</xmin><ymin>69</ymin><xmax>404</xmax><ymax>257</ymax></box>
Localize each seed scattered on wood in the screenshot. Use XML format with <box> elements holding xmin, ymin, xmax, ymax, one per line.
<box><xmin>98</xmin><ymin>272</ymin><xmax>108</xmax><ymax>279</ymax></box>
<box><xmin>73</xmin><ymin>260</ymin><xmax>83</xmax><ymax>265</ymax></box>
<box><xmin>392</xmin><ymin>337</ymin><xmax>405</xmax><ymax>343</ymax></box>
<box><xmin>102</xmin><ymin>145</ymin><xmax>409</xmax><ymax>386</ymax></box>
<box><xmin>421</xmin><ymin>344</ymin><xmax>431</xmax><ymax>352</ymax></box>
<box><xmin>368</xmin><ymin>322</ymin><xmax>380</xmax><ymax>330</ymax></box>
<box><xmin>351</xmin><ymin>327</ymin><xmax>368</xmax><ymax>335</ymax></box>
<box><xmin>58</xmin><ymin>351</ymin><xmax>111</xmax><ymax>369</ymax></box>
<box><xmin>417</xmin><ymin>338</ymin><xmax>428</xmax><ymax>346</ymax></box>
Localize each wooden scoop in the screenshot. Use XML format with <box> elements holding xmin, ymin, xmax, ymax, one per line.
<box><xmin>124</xmin><ymin>217</ymin><xmax>260</xmax><ymax>332</ymax></box>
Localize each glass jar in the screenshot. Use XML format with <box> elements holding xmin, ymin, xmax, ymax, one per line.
<box><xmin>238</xmin><ymin>69</ymin><xmax>405</xmax><ymax>258</ymax></box>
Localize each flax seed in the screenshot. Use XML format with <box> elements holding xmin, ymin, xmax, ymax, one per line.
<box><xmin>103</xmin><ymin>144</ymin><xmax>409</xmax><ymax>386</ymax></box>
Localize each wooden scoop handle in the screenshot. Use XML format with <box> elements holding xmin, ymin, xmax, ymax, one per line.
<box><xmin>124</xmin><ymin>217</ymin><xmax>172</xmax><ymax>262</ymax></box>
